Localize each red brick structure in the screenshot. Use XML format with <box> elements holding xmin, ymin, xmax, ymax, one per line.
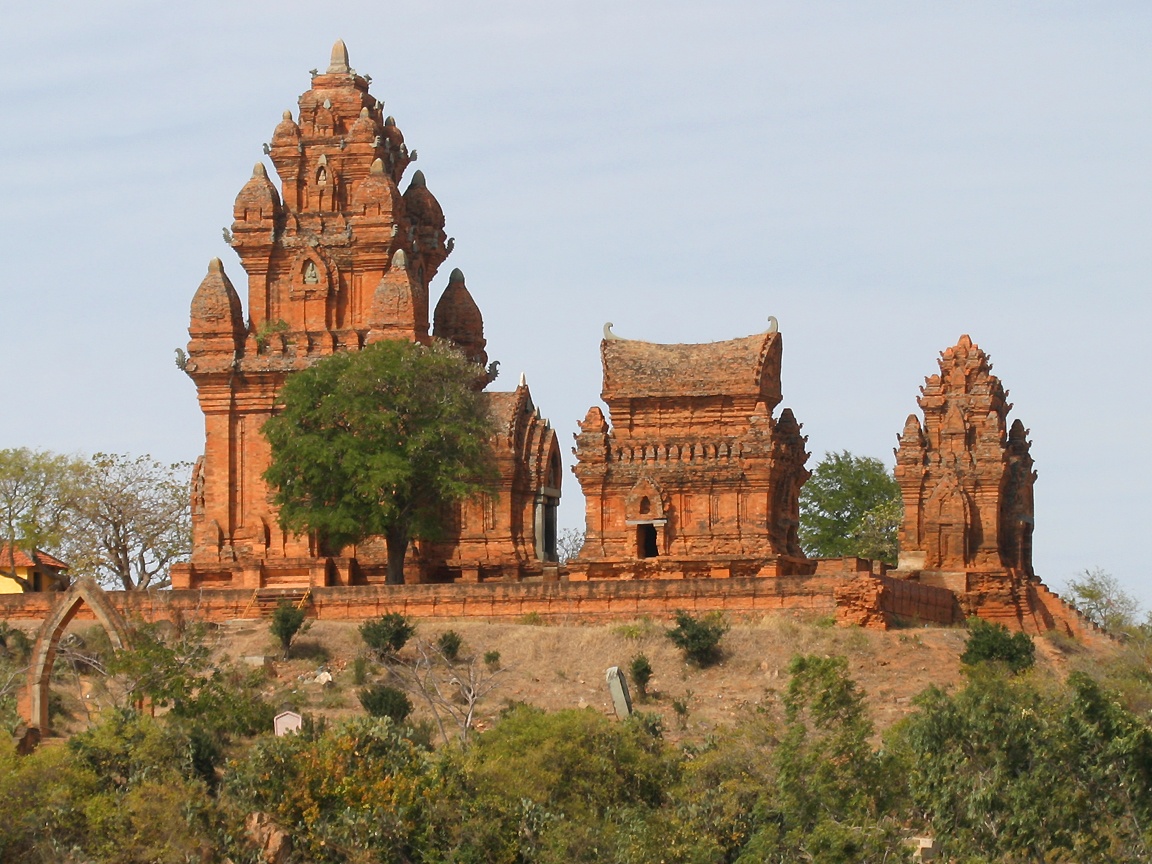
<box><xmin>172</xmin><ymin>41</ymin><xmax>560</xmax><ymax>590</ymax></box>
<box><xmin>886</xmin><ymin>335</ymin><xmax>1093</xmax><ymax>636</ymax></box>
<box><xmin>571</xmin><ymin>323</ymin><xmax>811</xmax><ymax>579</ymax></box>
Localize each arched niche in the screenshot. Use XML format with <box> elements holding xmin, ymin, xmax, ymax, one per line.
<box><xmin>25</xmin><ymin>578</ymin><xmax>132</xmax><ymax>735</ymax></box>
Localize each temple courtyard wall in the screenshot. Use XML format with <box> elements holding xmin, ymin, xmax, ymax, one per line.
<box><xmin>0</xmin><ymin>568</ymin><xmax>965</xmax><ymax>630</ymax></box>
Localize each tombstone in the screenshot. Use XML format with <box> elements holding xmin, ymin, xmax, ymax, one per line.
<box><xmin>605</xmin><ymin>666</ymin><xmax>633</xmax><ymax>718</ymax></box>
<box><xmin>274</xmin><ymin>710</ymin><xmax>303</xmax><ymax>737</ymax></box>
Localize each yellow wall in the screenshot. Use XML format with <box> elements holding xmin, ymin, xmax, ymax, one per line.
<box><xmin>0</xmin><ymin>566</ymin><xmax>32</xmax><ymax>594</ymax></box>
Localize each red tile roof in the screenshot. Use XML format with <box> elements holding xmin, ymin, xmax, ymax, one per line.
<box><xmin>0</xmin><ymin>544</ymin><xmax>69</xmax><ymax>570</ymax></box>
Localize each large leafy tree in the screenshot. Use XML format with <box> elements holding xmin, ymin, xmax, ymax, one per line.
<box><xmin>798</xmin><ymin>450</ymin><xmax>901</xmax><ymax>561</ymax></box>
<box><xmin>63</xmin><ymin>453</ymin><xmax>192</xmax><ymax>590</ymax></box>
<box><xmin>898</xmin><ymin>669</ymin><xmax>1152</xmax><ymax>862</ymax></box>
<box><xmin>262</xmin><ymin>339</ymin><xmax>496</xmax><ymax>584</ymax></box>
<box><xmin>0</xmin><ymin>448</ymin><xmax>85</xmax><ymax>590</ymax></box>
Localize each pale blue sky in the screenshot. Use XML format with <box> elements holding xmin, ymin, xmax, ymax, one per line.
<box><xmin>1</xmin><ymin>2</ymin><xmax>1148</xmax><ymax>607</ymax></box>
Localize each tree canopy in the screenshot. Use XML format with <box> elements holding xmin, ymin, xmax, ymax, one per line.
<box><xmin>262</xmin><ymin>339</ymin><xmax>496</xmax><ymax>584</ymax></box>
<box><xmin>0</xmin><ymin>449</ymin><xmax>191</xmax><ymax>591</ymax></box>
<box><xmin>798</xmin><ymin>450</ymin><xmax>901</xmax><ymax>561</ymax></box>
<box><xmin>0</xmin><ymin>448</ymin><xmax>85</xmax><ymax>590</ymax></box>
<box><xmin>64</xmin><ymin>454</ymin><xmax>192</xmax><ymax>591</ymax></box>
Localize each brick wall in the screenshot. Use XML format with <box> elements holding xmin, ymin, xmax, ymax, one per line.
<box><xmin>0</xmin><ymin>576</ymin><xmax>851</xmax><ymax>626</ymax></box>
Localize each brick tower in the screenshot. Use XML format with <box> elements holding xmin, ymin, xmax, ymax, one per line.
<box><xmin>173</xmin><ymin>42</ymin><xmax>560</xmax><ymax>589</ymax></box>
<box><xmin>894</xmin><ymin>334</ymin><xmax>1036</xmax><ymax>580</ymax></box>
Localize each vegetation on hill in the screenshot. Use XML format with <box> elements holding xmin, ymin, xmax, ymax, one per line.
<box><xmin>2</xmin><ymin>612</ymin><xmax>1152</xmax><ymax>862</ymax></box>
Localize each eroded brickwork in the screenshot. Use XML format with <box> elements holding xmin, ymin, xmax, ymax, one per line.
<box><xmin>894</xmin><ymin>335</ymin><xmax>1035</xmax><ymax>576</ymax></box>
<box><xmin>174</xmin><ymin>42</ymin><xmax>560</xmax><ymax>589</ymax></box>
<box><xmin>571</xmin><ymin>327</ymin><xmax>811</xmax><ymax>579</ymax></box>
<box><xmin>885</xmin><ymin>335</ymin><xmax>1094</xmax><ymax>636</ymax></box>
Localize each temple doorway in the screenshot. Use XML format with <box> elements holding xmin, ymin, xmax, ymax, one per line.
<box><xmin>637</xmin><ymin>524</ymin><xmax>658</xmax><ymax>558</ymax></box>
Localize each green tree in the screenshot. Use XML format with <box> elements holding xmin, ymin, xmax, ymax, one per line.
<box><xmin>898</xmin><ymin>670</ymin><xmax>1152</xmax><ymax>862</ymax></box>
<box><xmin>1067</xmin><ymin>567</ymin><xmax>1141</xmax><ymax>633</ymax></box>
<box><xmin>270</xmin><ymin>600</ymin><xmax>309</xmax><ymax>659</ymax></box>
<box><xmin>960</xmin><ymin>617</ymin><xmax>1035</xmax><ymax>673</ymax></box>
<box><xmin>223</xmin><ymin>716</ymin><xmax>430</xmax><ymax>862</ymax></box>
<box><xmin>744</xmin><ymin>655</ymin><xmax>907</xmax><ymax>862</ymax></box>
<box><xmin>629</xmin><ymin>653</ymin><xmax>653</xmax><ymax>699</ymax></box>
<box><xmin>360</xmin><ymin>612</ymin><xmax>416</xmax><ymax>658</ymax></box>
<box><xmin>63</xmin><ymin>453</ymin><xmax>192</xmax><ymax>591</ymax></box>
<box><xmin>799</xmin><ymin>450</ymin><xmax>901</xmax><ymax>561</ymax></box>
<box><xmin>262</xmin><ymin>339</ymin><xmax>496</xmax><ymax>584</ymax></box>
<box><xmin>358</xmin><ymin>684</ymin><xmax>412</xmax><ymax>723</ymax></box>
<box><xmin>0</xmin><ymin>448</ymin><xmax>84</xmax><ymax>591</ymax></box>
<box><xmin>666</xmin><ymin>610</ymin><xmax>728</xmax><ymax>667</ymax></box>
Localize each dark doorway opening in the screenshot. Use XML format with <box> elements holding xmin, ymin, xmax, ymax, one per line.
<box><xmin>543</xmin><ymin>500</ymin><xmax>558</xmax><ymax>562</ymax></box>
<box><xmin>637</xmin><ymin>524</ymin><xmax>658</xmax><ymax>559</ymax></box>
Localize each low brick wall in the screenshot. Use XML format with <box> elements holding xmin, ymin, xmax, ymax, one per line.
<box><xmin>835</xmin><ymin>574</ymin><xmax>959</xmax><ymax>629</ymax></box>
<box><xmin>0</xmin><ymin>575</ymin><xmax>850</xmax><ymax>625</ymax></box>
<box><xmin>877</xmin><ymin>576</ymin><xmax>960</xmax><ymax>625</ymax></box>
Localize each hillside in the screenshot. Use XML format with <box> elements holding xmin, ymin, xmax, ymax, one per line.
<box><xmin>32</xmin><ymin>610</ymin><xmax>1099</xmax><ymax>742</ymax></box>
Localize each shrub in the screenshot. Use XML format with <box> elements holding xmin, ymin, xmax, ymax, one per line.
<box><xmin>483</xmin><ymin>650</ymin><xmax>501</xmax><ymax>670</ymax></box>
<box><xmin>671</xmin><ymin>691</ymin><xmax>693</xmax><ymax>729</ymax></box>
<box><xmin>358</xmin><ymin>684</ymin><xmax>413</xmax><ymax>724</ymax></box>
<box><xmin>360</xmin><ymin>613</ymin><xmax>415</xmax><ymax>657</ymax></box>
<box><xmin>352</xmin><ymin>654</ymin><xmax>370</xmax><ymax>685</ymax></box>
<box><xmin>437</xmin><ymin>630</ymin><xmax>463</xmax><ymax>661</ymax></box>
<box><xmin>666</xmin><ymin>611</ymin><xmax>729</xmax><ymax>666</ymax></box>
<box><xmin>629</xmin><ymin>653</ymin><xmax>654</xmax><ymax>699</ymax></box>
<box><xmin>961</xmin><ymin>618</ymin><xmax>1035</xmax><ymax>673</ymax></box>
<box><xmin>0</xmin><ymin>622</ymin><xmax>32</xmax><ymax>663</ymax></box>
<box><xmin>270</xmin><ymin>601</ymin><xmax>309</xmax><ymax>659</ymax></box>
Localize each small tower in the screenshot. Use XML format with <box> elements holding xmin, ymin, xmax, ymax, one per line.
<box><xmin>894</xmin><ymin>335</ymin><xmax>1036</xmax><ymax>586</ymax></box>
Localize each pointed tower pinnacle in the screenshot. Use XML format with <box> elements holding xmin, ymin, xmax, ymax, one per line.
<box><xmin>327</xmin><ymin>39</ymin><xmax>350</xmax><ymax>74</ymax></box>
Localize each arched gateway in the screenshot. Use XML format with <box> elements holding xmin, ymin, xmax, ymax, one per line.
<box><xmin>24</xmin><ymin>578</ymin><xmax>132</xmax><ymax>735</ymax></box>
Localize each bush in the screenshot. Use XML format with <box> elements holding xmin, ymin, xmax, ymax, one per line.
<box><xmin>358</xmin><ymin>684</ymin><xmax>413</xmax><ymax>724</ymax></box>
<box><xmin>629</xmin><ymin>653</ymin><xmax>654</xmax><ymax>699</ymax></box>
<box><xmin>352</xmin><ymin>654</ymin><xmax>370</xmax><ymax>686</ymax></box>
<box><xmin>666</xmin><ymin>611</ymin><xmax>729</xmax><ymax>666</ymax></box>
<box><xmin>360</xmin><ymin>613</ymin><xmax>415</xmax><ymax>657</ymax></box>
<box><xmin>483</xmin><ymin>650</ymin><xmax>501</xmax><ymax>670</ymax></box>
<box><xmin>270</xmin><ymin>601</ymin><xmax>309</xmax><ymax>659</ymax></box>
<box><xmin>961</xmin><ymin>618</ymin><xmax>1035</xmax><ymax>673</ymax></box>
<box><xmin>437</xmin><ymin>630</ymin><xmax>463</xmax><ymax>661</ymax></box>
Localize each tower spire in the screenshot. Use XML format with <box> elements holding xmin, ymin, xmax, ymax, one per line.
<box><xmin>327</xmin><ymin>39</ymin><xmax>350</xmax><ymax>74</ymax></box>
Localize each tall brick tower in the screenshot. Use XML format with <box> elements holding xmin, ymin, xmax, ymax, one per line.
<box><xmin>174</xmin><ymin>42</ymin><xmax>560</xmax><ymax>590</ymax></box>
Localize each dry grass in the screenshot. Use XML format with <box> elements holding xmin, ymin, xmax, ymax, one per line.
<box><xmin>28</xmin><ymin>611</ymin><xmax>1085</xmax><ymax>743</ymax></box>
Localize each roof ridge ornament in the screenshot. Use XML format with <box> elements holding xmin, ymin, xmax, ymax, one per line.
<box><xmin>603</xmin><ymin>322</ymin><xmax>623</xmax><ymax>341</ymax></box>
<box><xmin>766</xmin><ymin>316</ymin><xmax>778</xmax><ymax>334</ymax></box>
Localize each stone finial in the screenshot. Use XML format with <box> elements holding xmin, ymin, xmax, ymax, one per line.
<box><xmin>392</xmin><ymin>248</ymin><xmax>408</xmax><ymax>269</ymax></box>
<box><xmin>409</xmin><ymin>169</ymin><xmax>427</xmax><ymax>189</ymax></box>
<box><xmin>190</xmin><ymin>258</ymin><xmax>244</xmax><ymax>340</ymax></box>
<box><xmin>252</xmin><ymin>162</ymin><xmax>268</xmax><ymax>179</ymax></box>
<box><xmin>449</xmin><ymin>267</ymin><xmax>464</xmax><ymax>283</ymax></box>
<box><xmin>603</xmin><ymin>322</ymin><xmax>622</xmax><ymax>341</ymax></box>
<box><xmin>370</xmin><ymin>158</ymin><xmax>385</xmax><ymax>175</ymax></box>
<box><xmin>282</xmin><ymin>110</ymin><xmax>293</xmax><ymax>121</ymax></box>
<box><xmin>767</xmin><ymin>315</ymin><xmax>779</xmax><ymax>334</ymax></box>
<box><xmin>384</xmin><ymin>115</ymin><xmax>396</xmax><ymax>127</ymax></box>
<box><xmin>519</xmin><ymin>372</ymin><xmax>527</xmax><ymax>387</ymax></box>
<box><xmin>327</xmin><ymin>39</ymin><xmax>350</xmax><ymax>74</ymax></box>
